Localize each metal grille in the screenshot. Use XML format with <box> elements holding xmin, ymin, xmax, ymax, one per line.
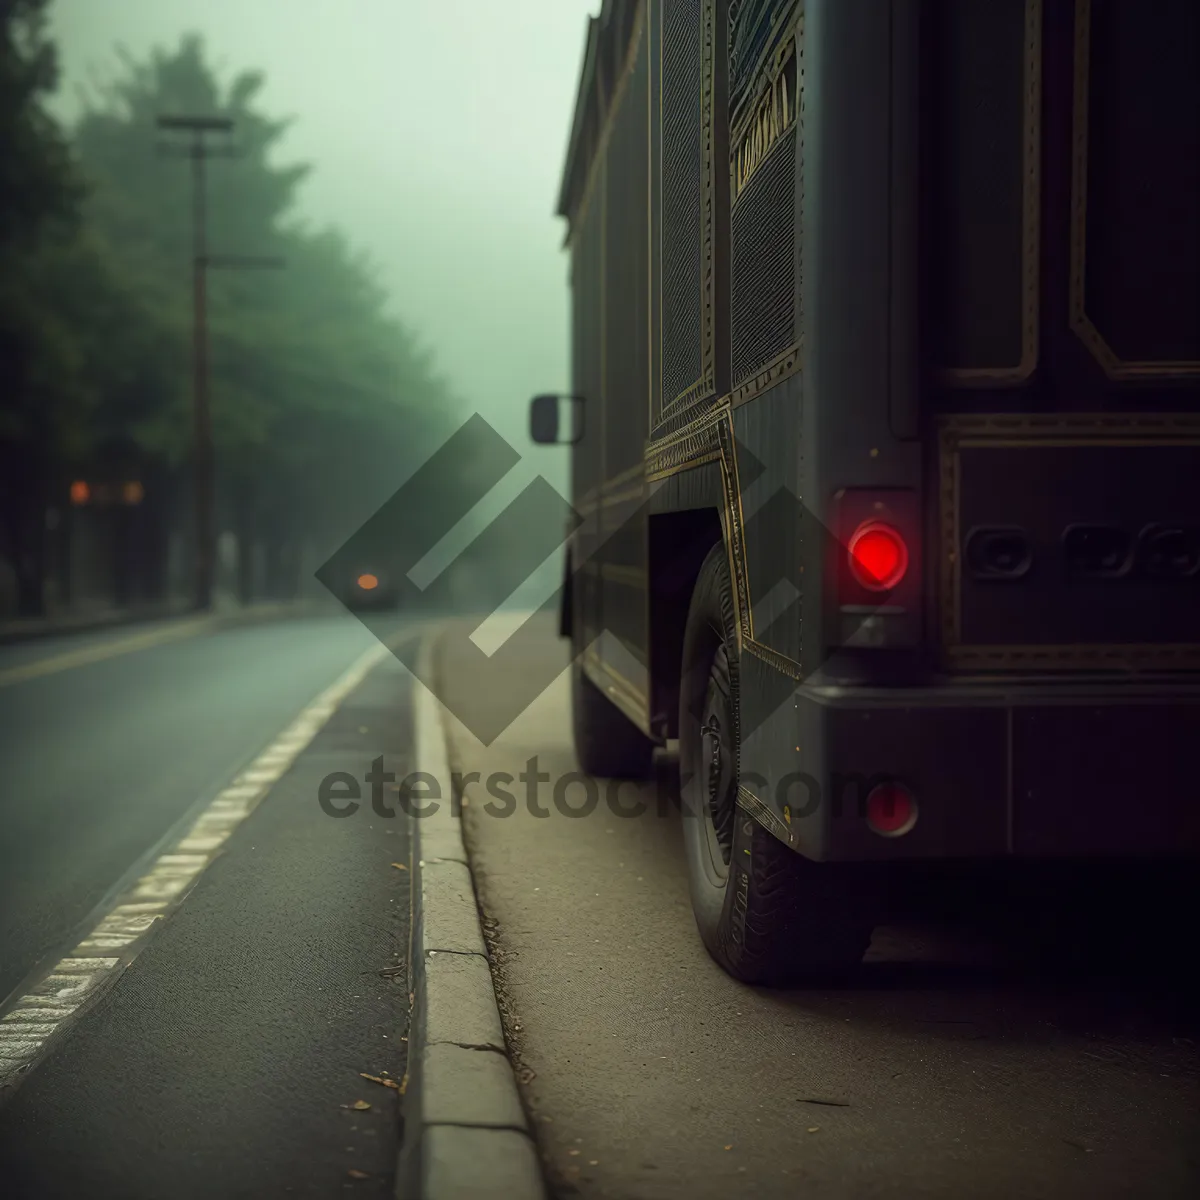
<box><xmin>731</xmin><ymin>127</ymin><xmax>797</xmax><ymax>386</ymax></box>
<box><xmin>729</xmin><ymin>0</ymin><xmax>779</xmax><ymax>119</ymax></box>
<box><xmin>661</xmin><ymin>0</ymin><xmax>704</xmax><ymax>406</ymax></box>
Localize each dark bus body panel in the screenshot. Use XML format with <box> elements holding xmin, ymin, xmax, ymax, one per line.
<box><xmin>555</xmin><ymin>0</ymin><xmax>1200</xmax><ymax>863</ymax></box>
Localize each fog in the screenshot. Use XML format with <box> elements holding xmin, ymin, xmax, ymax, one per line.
<box><xmin>49</xmin><ymin>0</ymin><xmax>596</xmax><ymax>473</ymax></box>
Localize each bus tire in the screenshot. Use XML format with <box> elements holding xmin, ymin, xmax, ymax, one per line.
<box><xmin>571</xmin><ymin>659</ymin><xmax>655</xmax><ymax>779</ymax></box>
<box><xmin>679</xmin><ymin>545</ymin><xmax>876</xmax><ymax>985</ymax></box>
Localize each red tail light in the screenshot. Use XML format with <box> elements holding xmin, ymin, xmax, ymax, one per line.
<box><xmin>847</xmin><ymin>521</ymin><xmax>909</xmax><ymax>592</ymax></box>
<box><xmin>865</xmin><ymin>782</ymin><xmax>918</xmax><ymax>837</ymax></box>
<box><xmin>833</xmin><ymin>490</ymin><xmax>920</xmax><ymax>648</ymax></box>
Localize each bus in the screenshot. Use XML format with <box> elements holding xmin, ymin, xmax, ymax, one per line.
<box><xmin>530</xmin><ymin>0</ymin><xmax>1200</xmax><ymax>984</ymax></box>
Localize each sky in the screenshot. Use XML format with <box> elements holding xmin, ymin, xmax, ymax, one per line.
<box><xmin>48</xmin><ymin>0</ymin><xmax>597</xmax><ymax>460</ymax></box>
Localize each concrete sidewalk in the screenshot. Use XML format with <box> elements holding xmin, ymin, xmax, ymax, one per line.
<box><xmin>432</xmin><ymin>614</ymin><xmax>1200</xmax><ymax>1200</ymax></box>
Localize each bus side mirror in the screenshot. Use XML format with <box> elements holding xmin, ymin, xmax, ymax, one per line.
<box><xmin>530</xmin><ymin>394</ymin><xmax>584</xmax><ymax>445</ymax></box>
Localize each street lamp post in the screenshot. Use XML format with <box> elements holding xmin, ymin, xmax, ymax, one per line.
<box><xmin>156</xmin><ymin>115</ymin><xmax>284</xmax><ymax>612</ymax></box>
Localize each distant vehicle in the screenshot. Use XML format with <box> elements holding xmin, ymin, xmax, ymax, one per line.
<box><xmin>341</xmin><ymin>567</ymin><xmax>399</xmax><ymax>612</ymax></box>
<box><xmin>532</xmin><ymin>0</ymin><xmax>1200</xmax><ymax>985</ymax></box>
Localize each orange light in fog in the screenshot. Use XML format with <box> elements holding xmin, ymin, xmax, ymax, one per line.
<box><xmin>70</xmin><ymin>481</ymin><xmax>90</xmax><ymax>505</ymax></box>
<box><xmin>357</xmin><ymin>573</ymin><xmax>379</xmax><ymax>591</ymax></box>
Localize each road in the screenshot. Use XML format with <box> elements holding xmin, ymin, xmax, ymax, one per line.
<box><xmin>436</xmin><ymin>615</ymin><xmax>1200</xmax><ymax>1200</ymax></box>
<box><xmin>0</xmin><ymin>612</ymin><xmax>418</xmax><ymax>1199</ymax></box>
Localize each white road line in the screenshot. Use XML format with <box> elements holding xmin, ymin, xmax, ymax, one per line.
<box><xmin>0</xmin><ymin>639</ymin><xmax>395</xmax><ymax>1090</ymax></box>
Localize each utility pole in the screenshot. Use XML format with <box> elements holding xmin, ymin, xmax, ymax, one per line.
<box><xmin>157</xmin><ymin>115</ymin><xmax>284</xmax><ymax>612</ymax></box>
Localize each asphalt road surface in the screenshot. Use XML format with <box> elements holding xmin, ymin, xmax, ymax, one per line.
<box><xmin>0</xmin><ymin>612</ymin><xmax>418</xmax><ymax>1198</ymax></box>
<box><xmin>436</xmin><ymin>614</ymin><xmax>1200</xmax><ymax>1200</ymax></box>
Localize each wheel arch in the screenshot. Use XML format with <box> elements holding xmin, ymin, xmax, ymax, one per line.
<box><xmin>648</xmin><ymin>506</ymin><xmax>724</xmax><ymax>739</ymax></box>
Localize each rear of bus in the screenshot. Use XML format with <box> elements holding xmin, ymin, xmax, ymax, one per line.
<box><xmin>803</xmin><ymin>0</ymin><xmax>1200</xmax><ymax>864</ymax></box>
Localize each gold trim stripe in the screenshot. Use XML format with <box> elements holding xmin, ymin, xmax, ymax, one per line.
<box><xmin>583</xmin><ymin>644</ymin><xmax>650</xmax><ymax>729</ymax></box>
<box><xmin>938</xmin><ymin>411</ymin><xmax>1200</xmax><ymax>666</ymax></box>
<box><xmin>645</xmin><ymin>448</ymin><xmax>721</xmax><ymax>483</ymax></box>
<box><xmin>716</xmin><ymin>416</ymin><xmax>753</xmax><ymax>643</ymax></box>
<box><xmin>731</xmin><ymin>341</ymin><xmax>801</xmax><ymax>408</ymax></box>
<box><xmin>645</xmin><ymin>404</ymin><xmax>726</xmax><ymax>478</ymax></box>
<box><xmin>657</xmin><ymin>0</ymin><xmax>719</xmax><ymax>424</ymax></box>
<box><xmin>730</xmin><ymin>36</ymin><xmax>798</xmax><ymax>205</ymax></box>
<box><xmin>646</xmin><ymin>398</ymin><xmax>728</xmax><ymax>457</ymax></box>
<box><xmin>737</xmin><ymin>784</ymin><xmax>801</xmax><ymax>849</ymax></box>
<box><xmin>743</xmin><ymin>638</ymin><xmax>803</xmax><ymax>680</ymax></box>
<box><xmin>645</xmin><ymin>400</ymin><xmax>804</xmax><ymax>677</ymax></box>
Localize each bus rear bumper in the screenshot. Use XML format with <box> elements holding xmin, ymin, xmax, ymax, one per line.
<box><xmin>788</xmin><ymin>680</ymin><xmax>1200</xmax><ymax>862</ymax></box>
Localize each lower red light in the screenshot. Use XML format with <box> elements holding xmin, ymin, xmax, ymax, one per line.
<box><xmin>848</xmin><ymin>521</ymin><xmax>909</xmax><ymax>591</ymax></box>
<box><xmin>865</xmin><ymin>782</ymin><xmax>917</xmax><ymax>837</ymax></box>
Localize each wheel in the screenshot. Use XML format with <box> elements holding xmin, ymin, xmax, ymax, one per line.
<box><xmin>678</xmin><ymin>544</ymin><xmax>877</xmax><ymax>985</ymax></box>
<box><xmin>571</xmin><ymin>658</ymin><xmax>655</xmax><ymax>779</ymax></box>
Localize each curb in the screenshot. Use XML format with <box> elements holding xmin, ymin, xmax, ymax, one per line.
<box><xmin>399</xmin><ymin>630</ymin><xmax>546</xmax><ymax>1200</ymax></box>
<box><xmin>0</xmin><ymin>599</ymin><xmax>324</xmax><ymax>646</ymax></box>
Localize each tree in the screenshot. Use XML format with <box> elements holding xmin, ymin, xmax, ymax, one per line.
<box><xmin>0</xmin><ymin>0</ymin><xmax>77</xmax><ymax>247</ymax></box>
<box><xmin>2</xmin><ymin>26</ymin><xmax>483</xmax><ymax>617</ymax></box>
<box><xmin>71</xmin><ymin>35</ymin><xmax>471</xmax><ymax>603</ymax></box>
<box><xmin>0</xmin><ymin>0</ymin><xmax>87</xmax><ymax>615</ymax></box>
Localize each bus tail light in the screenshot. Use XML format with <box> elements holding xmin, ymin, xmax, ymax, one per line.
<box><xmin>865</xmin><ymin>781</ymin><xmax>918</xmax><ymax>837</ymax></box>
<box><xmin>833</xmin><ymin>489</ymin><xmax>921</xmax><ymax>648</ymax></box>
<box><xmin>847</xmin><ymin>521</ymin><xmax>909</xmax><ymax>591</ymax></box>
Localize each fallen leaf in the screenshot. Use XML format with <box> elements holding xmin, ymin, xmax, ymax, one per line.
<box><xmin>807</xmin><ymin>1127</ymin><xmax>820</xmax><ymax>1134</ymax></box>
<box><xmin>399</xmin><ymin>1073</ymin><xmax>408</xmax><ymax>1095</ymax></box>
<box><xmin>724</xmin><ymin>1145</ymin><xmax>732</xmax><ymax>1151</ymax></box>
<box><xmin>568</xmin><ymin>1149</ymin><xmax>580</xmax><ymax>1157</ymax></box>
<box><xmin>347</xmin><ymin>1169</ymin><xmax>370</xmax><ymax>1179</ymax></box>
<box><xmin>349</xmin><ymin>1100</ymin><xmax>371</xmax><ymax>1111</ymax></box>
<box><xmin>360</xmin><ymin>1073</ymin><xmax>401</xmax><ymax>1091</ymax></box>
<box><xmin>391</xmin><ymin>863</ymin><xmax>407</xmax><ymax>871</ymax></box>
